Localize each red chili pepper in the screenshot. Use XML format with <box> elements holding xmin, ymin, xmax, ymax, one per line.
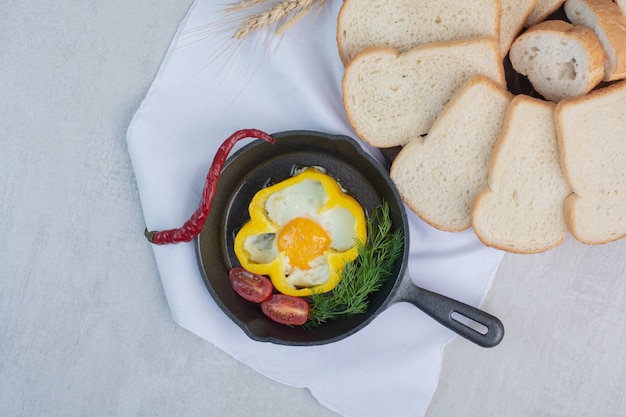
<box><xmin>145</xmin><ymin>129</ymin><xmax>275</xmax><ymax>245</ymax></box>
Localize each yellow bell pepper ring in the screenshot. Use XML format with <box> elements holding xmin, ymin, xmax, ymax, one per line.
<box><xmin>233</xmin><ymin>168</ymin><xmax>367</xmax><ymax>297</ymax></box>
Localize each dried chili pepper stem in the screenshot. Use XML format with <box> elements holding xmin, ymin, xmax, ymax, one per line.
<box><xmin>145</xmin><ymin>129</ymin><xmax>275</xmax><ymax>245</ymax></box>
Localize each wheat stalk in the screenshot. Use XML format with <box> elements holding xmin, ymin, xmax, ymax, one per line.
<box><xmin>225</xmin><ymin>0</ymin><xmax>327</xmax><ymax>40</ymax></box>
<box><xmin>175</xmin><ymin>0</ymin><xmax>326</xmax><ymax>78</ymax></box>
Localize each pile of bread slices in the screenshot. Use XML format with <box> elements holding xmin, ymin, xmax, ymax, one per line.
<box><xmin>339</xmin><ymin>0</ymin><xmax>626</xmax><ymax>253</ymax></box>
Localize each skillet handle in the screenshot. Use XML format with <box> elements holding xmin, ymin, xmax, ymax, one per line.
<box><xmin>395</xmin><ymin>279</ymin><xmax>504</xmax><ymax>348</ymax></box>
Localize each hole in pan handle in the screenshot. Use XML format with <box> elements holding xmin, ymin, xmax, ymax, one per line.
<box><xmin>393</xmin><ymin>276</ymin><xmax>505</xmax><ymax>348</ymax></box>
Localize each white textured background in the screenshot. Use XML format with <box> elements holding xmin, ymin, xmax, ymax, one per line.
<box><xmin>2</xmin><ymin>1</ymin><xmax>625</xmax><ymax>416</ymax></box>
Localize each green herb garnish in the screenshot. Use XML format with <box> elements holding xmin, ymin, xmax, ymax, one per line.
<box><xmin>305</xmin><ymin>201</ymin><xmax>405</xmax><ymax>327</ymax></box>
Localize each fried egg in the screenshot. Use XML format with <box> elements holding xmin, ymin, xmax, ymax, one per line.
<box><xmin>234</xmin><ymin>167</ymin><xmax>367</xmax><ymax>297</ymax></box>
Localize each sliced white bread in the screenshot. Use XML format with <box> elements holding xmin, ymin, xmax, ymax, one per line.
<box><xmin>565</xmin><ymin>0</ymin><xmax>626</xmax><ymax>81</ymax></box>
<box><xmin>509</xmin><ymin>20</ymin><xmax>606</xmax><ymax>102</ymax></box>
<box><xmin>342</xmin><ymin>37</ymin><xmax>505</xmax><ymax>148</ymax></box>
<box><xmin>471</xmin><ymin>95</ymin><xmax>572</xmax><ymax>253</ymax></box>
<box><xmin>390</xmin><ymin>76</ymin><xmax>513</xmax><ymax>232</ymax></box>
<box><xmin>500</xmin><ymin>0</ymin><xmax>538</xmax><ymax>57</ymax></box>
<box><xmin>336</xmin><ymin>0</ymin><xmax>501</xmax><ymax>65</ymax></box>
<box><xmin>555</xmin><ymin>80</ymin><xmax>626</xmax><ymax>244</ymax></box>
<box><xmin>525</xmin><ymin>0</ymin><xmax>566</xmax><ymax>26</ymax></box>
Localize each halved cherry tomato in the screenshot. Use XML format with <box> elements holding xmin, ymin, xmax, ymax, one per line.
<box><xmin>261</xmin><ymin>294</ymin><xmax>310</xmax><ymax>326</ymax></box>
<box><xmin>229</xmin><ymin>267</ymin><xmax>273</xmax><ymax>303</ymax></box>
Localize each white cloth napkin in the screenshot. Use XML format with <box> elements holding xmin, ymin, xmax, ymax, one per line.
<box><xmin>126</xmin><ymin>1</ymin><xmax>504</xmax><ymax>416</ymax></box>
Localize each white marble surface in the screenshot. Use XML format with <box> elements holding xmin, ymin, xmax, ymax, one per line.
<box><xmin>1</xmin><ymin>1</ymin><xmax>625</xmax><ymax>416</ymax></box>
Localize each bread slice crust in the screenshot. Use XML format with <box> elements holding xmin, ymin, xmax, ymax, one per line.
<box><xmin>499</xmin><ymin>0</ymin><xmax>538</xmax><ymax>57</ymax></box>
<box><xmin>565</xmin><ymin>0</ymin><xmax>626</xmax><ymax>81</ymax></box>
<box><xmin>509</xmin><ymin>19</ymin><xmax>606</xmax><ymax>102</ymax></box>
<box><xmin>390</xmin><ymin>75</ymin><xmax>513</xmax><ymax>231</ymax></box>
<box><xmin>555</xmin><ymin>80</ymin><xmax>626</xmax><ymax>244</ymax></box>
<box><xmin>342</xmin><ymin>37</ymin><xmax>505</xmax><ymax>148</ymax></box>
<box><xmin>471</xmin><ymin>95</ymin><xmax>572</xmax><ymax>253</ymax></box>
<box><xmin>336</xmin><ymin>0</ymin><xmax>502</xmax><ymax>65</ymax></box>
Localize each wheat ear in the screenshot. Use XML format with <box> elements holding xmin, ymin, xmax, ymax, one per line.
<box><xmin>231</xmin><ymin>0</ymin><xmax>326</xmax><ymax>40</ymax></box>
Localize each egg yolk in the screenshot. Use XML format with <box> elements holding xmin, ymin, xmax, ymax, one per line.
<box><xmin>277</xmin><ymin>217</ymin><xmax>331</xmax><ymax>270</ymax></box>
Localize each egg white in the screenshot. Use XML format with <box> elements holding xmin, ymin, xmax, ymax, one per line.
<box><xmin>265</xmin><ymin>178</ymin><xmax>325</xmax><ymax>226</ymax></box>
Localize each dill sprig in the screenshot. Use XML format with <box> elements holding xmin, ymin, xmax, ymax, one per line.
<box><xmin>305</xmin><ymin>201</ymin><xmax>405</xmax><ymax>327</ymax></box>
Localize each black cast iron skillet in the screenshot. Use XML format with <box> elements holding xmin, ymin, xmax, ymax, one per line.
<box><xmin>196</xmin><ymin>131</ymin><xmax>504</xmax><ymax>347</ymax></box>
